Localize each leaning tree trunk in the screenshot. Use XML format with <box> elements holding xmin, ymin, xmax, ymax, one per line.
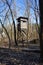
<box><xmin>0</xmin><ymin>20</ymin><xmax>11</xmax><ymax>48</ymax></box>
<box><xmin>39</xmin><ymin>0</ymin><xmax>43</xmax><ymax>62</ymax></box>
<box><xmin>6</xmin><ymin>0</ymin><xmax>17</xmax><ymax>45</ymax></box>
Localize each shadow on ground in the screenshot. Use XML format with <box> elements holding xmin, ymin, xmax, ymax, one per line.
<box><xmin>0</xmin><ymin>47</ymin><xmax>40</xmax><ymax>65</ymax></box>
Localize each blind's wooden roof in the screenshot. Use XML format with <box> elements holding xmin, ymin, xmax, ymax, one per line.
<box><xmin>17</xmin><ymin>17</ymin><xmax>28</xmax><ymax>22</ymax></box>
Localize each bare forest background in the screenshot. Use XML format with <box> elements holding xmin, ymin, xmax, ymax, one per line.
<box><xmin>0</xmin><ymin>0</ymin><xmax>40</xmax><ymax>48</ymax></box>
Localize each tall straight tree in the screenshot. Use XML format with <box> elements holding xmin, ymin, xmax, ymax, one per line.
<box><xmin>39</xmin><ymin>0</ymin><xmax>43</xmax><ymax>62</ymax></box>
<box><xmin>24</xmin><ymin>0</ymin><xmax>30</xmax><ymax>42</ymax></box>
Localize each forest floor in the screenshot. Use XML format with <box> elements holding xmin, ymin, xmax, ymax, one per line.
<box><xmin>0</xmin><ymin>40</ymin><xmax>42</xmax><ymax>65</ymax></box>
<box><xmin>0</xmin><ymin>45</ymin><xmax>41</xmax><ymax>65</ymax></box>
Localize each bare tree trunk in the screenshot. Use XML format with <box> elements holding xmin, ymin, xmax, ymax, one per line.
<box><xmin>34</xmin><ymin>0</ymin><xmax>39</xmax><ymax>32</ymax></box>
<box><xmin>0</xmin><ymin>20</ymin><xmax>11</xmax><ymax>48</ymax></box>
<box><xmin>11</xmin><ymin>25</ymin><xmax>12</xmax><ymax>40</ymax></box>
<box><xmin>39</xmin><ymin>0</ymin><xmax>43</xmax><ymax>62</ymax></box>
<box><xmin>25</xmin><ymin>0</ymin><xmax>30</xmax><ymax>43</ymax></box>
<box><xmin>6</xmin><ymin>0</ymin><xmax>17</xmax><ymax>46</ymax></box>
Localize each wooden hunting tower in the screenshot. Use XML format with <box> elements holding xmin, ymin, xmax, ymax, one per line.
<box><xmin>17</xmin><ymin>17</ymin><xmax>28</xmax><ymax>41</ymax></box>
<box><xmin>17</xmin><ymin>17</ymin><xmax>28</xmax><ymax>31</ymax></box>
